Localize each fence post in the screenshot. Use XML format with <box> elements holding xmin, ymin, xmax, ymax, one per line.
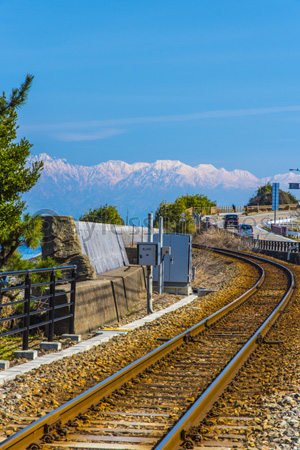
<box><xmin>48</xmin><ymin>271</ymin><xmax>55</xmax><ymax>342</ymax></box>
<box><xmin>69</xmin><ymin>267</ymin><xmax>76</xmax><ymax>334</ymax></box>
<box><xmin>0</xmin><ymin>281</ymin><xmax>2</xmax><ymax>318</ymax></box>
<box><xmin>23</xmin><ymin>273</ymin><xmax>31</xmax><ymax>351</ymax></box>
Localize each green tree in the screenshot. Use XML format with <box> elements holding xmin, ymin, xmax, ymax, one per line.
<box><xmin>0</xmin><ymin>75</ymin><xmax>44</xmax><ymax>269</ymax></box>
<box><xmin>4</xmin><ymin>253</ymin><xmax>61</xmax><ymax>292</ymax></box>
<box><xmin>248</xmin><ymin>183</ymin><xmax>298</xmax><ymax>206</ymax></box>
<box><xmin>0</xmin><ymin>214</ymin><xmax>43</xmax><ymax>269</ymax></box>
<box><xmin>79</xmin><ymin>204</ymin><xmax>124</xmax><ymax>225</ymax></box>
<box><xmin>155</xmin><ymin>194</ymin><xmax>216</xmax><ymax>234</ymax></box>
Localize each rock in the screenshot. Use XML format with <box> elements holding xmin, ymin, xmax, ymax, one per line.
<box><xmin>66</xmin><ymin>254</ymin><xmax>96</xmax><ymax>280</ymax></box>
<box><xmin>42</xmin><ymin>215</ymin><xmax>96</xmax><ymax>280</ymax></box>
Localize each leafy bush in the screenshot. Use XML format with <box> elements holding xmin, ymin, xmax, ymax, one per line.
<box><xmin>79</xmin><ymin>203</ymin><xmax>124</xmax><ymax>224</ymax></box>
<box><xmin>3</xmin><ymin>253</ymin><xmax>61</xmax><ymax>292</ymax></box>
<box><xmin>154</xmin><ymin>194</ymin><xmax>216</xmax><ymax>234</ymax></box>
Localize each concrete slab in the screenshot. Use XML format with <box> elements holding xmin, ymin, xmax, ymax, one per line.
<box><xmin>61</xmin><ymin>334</ymin><xmax>82</xmax><ymax>342</ymax></box>
<box><xmin>13</xmin><ymin>350</ymin><xmax>38</xmax><ymax>360</ymax></box>
<box><xmin>40</xmin><ymin>342</ymin><xmax>62</xmax><ymax>351</ymax></box>
<box><xmin>0</xmin><ymin>360</ymin><xmax>10</xmax><ymax>370</ymax></box>
<box><xmin>0</xmin><ymin>293</ymin><xmax>198</xmax><ymax>385</ymax></box>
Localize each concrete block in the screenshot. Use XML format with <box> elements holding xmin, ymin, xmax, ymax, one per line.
<box><xmin>0</xmin><ymin>360</ymin><xmax>10</xmax><ymax>370</ymax></box>
<box><xmin>40</xmin><ymin>342</ymin><xmax>62</xmax><ymax>351</ymax></box>
<box><xmin>124</xmin><ymin>267</ymin><xmax>146</xmax><ymax>308</ymax></box>
<box><xmin>111</xmin><ymin>278</ymin><xmax>128</xmax><ymax>319</ymax></box>
<box><xmin>98</xmin><ymin>266</ymin><xmax>146</xmax><ymax>311</ymax></box>
<box><xmin>14</xmin><ymin>350</ymin><xmax>38</xmax><ymax>360</ymax></box>
<box><xmin>61</xmin><ymin>334</ymin><xmax>82</xmax><ymax>342</ymax></box>
<box><xmin>75</xmin><ymin>279</ymin><xmax>118</xmax><ymax>334</ymax></box>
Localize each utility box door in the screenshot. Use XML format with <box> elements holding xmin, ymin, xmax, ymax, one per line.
<box><xmin>153</xmin><ymin>233</ymin><xmax>192</xmax><ymax>284</ymax></box>
<box><xmin>137</xmin><ymin>242</ymin><xmax>159</xmax><ymax>266</ymax></box>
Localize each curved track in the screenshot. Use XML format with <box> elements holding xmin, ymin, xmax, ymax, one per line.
<box><xmin>0</xmin><ymin>248</ymin><xmax>294</xmax><ymax>450</ymax></box>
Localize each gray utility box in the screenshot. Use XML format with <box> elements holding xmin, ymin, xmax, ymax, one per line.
<box><xmin>153</xmin><ymin>233</ymin><xmax>192</xmax><ymax>295</ymax></box>
<box><xmin>137</xmin><ymin>242</ymin><xmax>159</xmax><ymax>266</ymax></box>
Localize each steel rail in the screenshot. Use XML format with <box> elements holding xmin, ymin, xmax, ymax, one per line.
<box><xmin>0</xmin><ymin>251</ymin><xmax>264</xmax><ymax>450</ymax></box>
<box><xmin>154</xmin><ymin>246</ymin><xmax>295</xmax><ymax>450</ymax></box>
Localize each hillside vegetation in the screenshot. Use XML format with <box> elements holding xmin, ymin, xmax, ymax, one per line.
<box><xmin>248</xmin><ymin>183</ymin><xmax>298</xmax><ymax>206</ymax></box>
<box><xmin>155</xmin><ymin>194</ymin><xmax>216</xmax><ymax>234</ymax></box>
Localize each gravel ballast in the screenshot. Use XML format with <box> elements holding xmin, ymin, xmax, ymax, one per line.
<box><xmin>0</xmin><ymin>251</ymin><xmax>254</xmax><ymax>440</ymax></box>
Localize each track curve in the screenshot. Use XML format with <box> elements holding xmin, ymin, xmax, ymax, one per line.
<box><xmin>0</xmin><ymin>247</ymin><xmax>294</xmax><ymax>450</ymax></box>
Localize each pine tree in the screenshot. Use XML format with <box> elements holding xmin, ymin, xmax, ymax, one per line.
<box><xmin>0</xmin><ymin>75</ymin><xmax>44</xmax><ymax>268</ymax></box>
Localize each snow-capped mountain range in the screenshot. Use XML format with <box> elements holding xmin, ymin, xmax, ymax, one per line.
<box><xmin>24</xmin><ymin>154</ymin><xmax>299</xmax><ymax>219</ymax></box>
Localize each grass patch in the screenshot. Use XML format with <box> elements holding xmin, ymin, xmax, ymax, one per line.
<box><xmin>0</xmin><ymin>329</ymin><xmax>45</xmax><ymax>360</ymax></box>
<box><xmin>125</xmin><ymin>309</ymin><xmax>138</xmax><ymax>318</ymax></box>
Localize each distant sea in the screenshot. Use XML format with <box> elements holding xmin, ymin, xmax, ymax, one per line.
<box><xmin>18</xmin><ymin>244</ymin><xmax>42</xmax><ymax>260</ymax></box>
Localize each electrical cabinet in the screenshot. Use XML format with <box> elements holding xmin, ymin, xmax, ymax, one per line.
<box><xmin>162</xmin><ymin>246</ymin><xmax>171</xmax><ymax>256</ymax></box>
<box><xmin>153</xmin><ymin>233</ymin><xmax>192</xmax><ymax>288</ymax></box>
<box><xmin>137</xmin><ymin>242</ymin><xmax>159</xmax><ymax>266</ymax></box>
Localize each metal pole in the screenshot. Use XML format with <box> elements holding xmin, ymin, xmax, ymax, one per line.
<box><xmin>49</xmin><ymin>271</ymin><xmax>55</xmax><ymax>342</ymax></box>
<box><xmin>23</xmin><ymin>273</ymin><xmax>31</xmax><ymax>351</ymax></box>
<box><xmin>147</xmin><ymin>212</ymin><xmax>153</xmax><ymax>314</ymax></box>
<box><xmin>158</xmin><ymin>216</ymin><xmax>164</xmax><ymax>295</ymax></box>
<box><xmin>69</xmin><ymin>267</ymin><xmax>76</xmax><ymax>334</ymax></box>
<box><xmin>148</xmin><ymin>212</ymin><xmax>153</xmax><ymax>243</ymax></box>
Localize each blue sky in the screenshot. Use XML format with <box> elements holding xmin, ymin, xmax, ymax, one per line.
<box><xmin>2</xmin><ymin>0</ymin><xmax>300</xmax><ymax>177</ymax></box>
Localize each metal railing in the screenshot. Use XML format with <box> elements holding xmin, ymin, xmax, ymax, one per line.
<box><xmin>247</xmin><ymin>203</ymin><xmax>299</xmax><ymax>213</ymax></box>
<box><xmin>252</xmin><ymin>238</ymin><xmax>300</xmax><ymax>253</ymax></box>
<box><xmin>188</xmin><ymin>206</ymin><xmax>246</xmax><ymax>215</ymax></box>
<box><xmin>0</xmin><ymin>265</ymin><xmax>76</xmax><ymax>351</ymax></box>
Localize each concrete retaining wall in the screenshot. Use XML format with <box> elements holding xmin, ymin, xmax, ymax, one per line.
<box><xmin>75</xmin><ymin>221</ymin><xmax>129</xmax><ymax>274</ymax></box>
<box><xmin>253</xmin><ymin>248</ymin><xmax>300</xmax><ymax>265</ymax></box>
<box><xmin>125</xmin><ymin>246</ymin><xmax>138</xmax><ymax>264</ymax></box>
<box><xmin>98</xmin><ymin>265</ymin><xmax>146</xmax><ymax>311</ymax></box>
<box><xmin>55</xmin><ymin>265</ymin><xmax>146</xmax><ymax>335</ymax></box>
<box><xmin>75</xmin><ymin>221</ymin><xmax>158</xmax><ymax>275</ymax></box>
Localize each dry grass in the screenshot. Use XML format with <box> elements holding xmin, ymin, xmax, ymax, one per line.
<box><xmin>192</xmin><ymin>248</ymin><xmax>240</xmax><ymax>291</ymax></box>
<box><xmin>193</xmin><ymin>227</ymin><xmax>253</xmax><ymax>252</ymax></box>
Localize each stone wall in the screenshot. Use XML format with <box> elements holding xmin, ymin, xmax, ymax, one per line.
<box><xmin>42</xmin><ymin>215</ymin><xmax>96</xmax><ymax>280</ymax></box>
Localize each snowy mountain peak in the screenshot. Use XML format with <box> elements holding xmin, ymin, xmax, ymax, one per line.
<box><xmin>24</xmin><ymin>153</ymin><xmax>296</xmax><ymax>218</ymax></box>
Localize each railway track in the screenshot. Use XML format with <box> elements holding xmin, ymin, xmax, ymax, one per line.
<box><xmin>0</xmin><ymin>247</ymin><xmax>295</xmax><ymax>450</ymax></box>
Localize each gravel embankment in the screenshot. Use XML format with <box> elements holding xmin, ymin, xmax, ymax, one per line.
<box><xmin>0</xmin><ymin>251</ymin><xmax>257</xmax><ymax>440</ymax></box>
<box><xmin>198</xmin><ymin>255</ymin><xmax>300</xmax><ymax>450</ymax></box>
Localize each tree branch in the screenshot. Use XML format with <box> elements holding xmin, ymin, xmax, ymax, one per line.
<box><xmin>0</xmin><ymin>74</ymin><xmax>34</xmax><ymax>115</ymax></box>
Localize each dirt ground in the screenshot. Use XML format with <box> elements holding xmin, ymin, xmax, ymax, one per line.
<box><xmin>110</xmin><ymin>248</ymin><xmax>239</xmax><ymax>327</ymax></box>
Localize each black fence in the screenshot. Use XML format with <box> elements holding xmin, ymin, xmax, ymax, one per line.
<box><xmin>0</xmin><ymin>265</ymin><xmax>76</xmax><ymax>351</ymax></box>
